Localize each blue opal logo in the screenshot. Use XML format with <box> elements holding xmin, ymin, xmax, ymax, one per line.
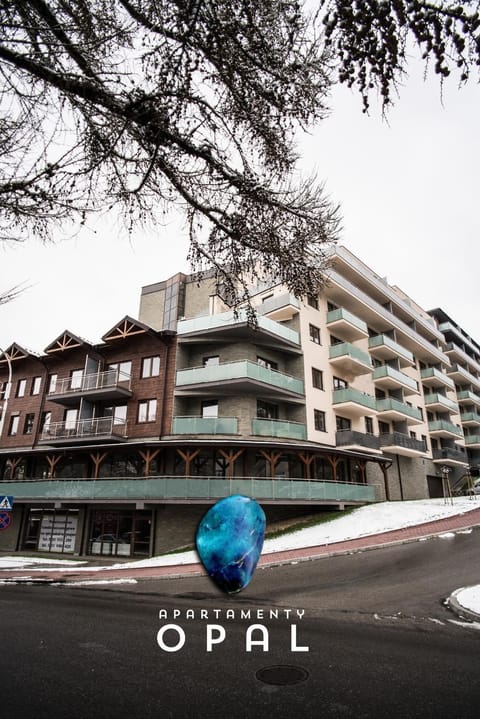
<box><xmin>196</xmin><ymin>495</ymin><xmax>266</xmax><ymax>594</ymax></box>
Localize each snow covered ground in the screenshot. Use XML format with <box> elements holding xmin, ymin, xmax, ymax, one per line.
<box><xmin>1</xmin><ymin>497</ymin><xmax>479</xmax><ymax>613</ymax></box>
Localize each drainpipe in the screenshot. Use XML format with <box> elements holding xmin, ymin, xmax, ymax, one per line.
<box><xmin>396</xmin><ymin>455</ymin><xmax>404</xmax><ymax>501</ymax></box>
<box><xmin>0</xmin><ymin>346</ymin><xmax>13</xmax><ymax>439</ymax></box>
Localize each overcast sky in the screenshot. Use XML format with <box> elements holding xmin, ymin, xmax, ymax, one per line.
<box><xmin>1</xmin><ymin>59</ymin><xmax>479</xmax><ymax>355</ymax></box>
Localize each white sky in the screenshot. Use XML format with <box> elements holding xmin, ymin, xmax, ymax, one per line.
<box><xmin>1</xmin><ymin>59</ymin><xmax>479</xmax><ymax>353</ymax></box>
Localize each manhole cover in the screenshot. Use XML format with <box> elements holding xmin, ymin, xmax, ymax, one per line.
<box><xmin>256</xmin><ymin>665</ymin><xmax>309</xmax><ymax>686</ymax></box>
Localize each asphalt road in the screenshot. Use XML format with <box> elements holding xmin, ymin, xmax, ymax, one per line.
<box><xmin>1</xmin><ymin>529</ymin><xmax>480</xmax><ymax>719</ymax></box>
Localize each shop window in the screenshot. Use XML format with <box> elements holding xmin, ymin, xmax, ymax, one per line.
<box><xmin>89</xmin><ymin>509</ymin><xmax>152</xmax><ymax>557</ymax></box>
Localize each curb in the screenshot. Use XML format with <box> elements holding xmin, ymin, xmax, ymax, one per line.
<box><xmin>446</xmin><ymin>587</ymin><xmax>480</xmax><ymax>623</ymax></box>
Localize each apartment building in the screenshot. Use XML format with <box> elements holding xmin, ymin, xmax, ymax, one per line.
<box><xmin>1</xmin><ymin>246</ymin><xmax>475</xmax><ymax>557</ymax></box>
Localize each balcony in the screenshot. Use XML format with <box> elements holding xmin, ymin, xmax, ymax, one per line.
<box><xmin>252</xmin><ymin>418</ymin><xmax>307</xmax><ymax>441</ymax></box>
<box><xmin>372</xmin><ymin>365</ymin><xmax>419</xmax><ymax>395</ymax></box>
<box><xmin>329</xmin><ymin>343</ymin><xmax>373</xmax><ymax>375</ymax></box>
<box><xmin>379</xmin><ymin>432</ymin><xmax>427</xmax><ymax>457</ymax></box>
<box><xmin>460</xmin><ymin>411</ymin><xmax>480</xmax><ymax>426</ymax></box>
<box><xmin>172</xmin><ymin>416</ymin><xmax>238</xmax><ymax>435</ymax></box>
<box><xmin>465</xmin><ymin>434</ymin><xmax>480</xmax><ymax>448</ymax></box>
<box><xmin>0</xmin><ymin>476</ymin><xmax>376</xmax><ymax>505</ymax></box>
<box><xmin>456</xmin><ymin>390</ymin><xmax>480</xmax><ymax>408</ymax></box>
<box><xmin>444</xmin><ymin>342</ymin><xmax>480</xmax><ymax>374</ymax></box>
<box><xmin>428</xmin><ymin>420</ymin><xmax>464</xmax><ymax>439</ymax></box>
<box><xmin>332</xmin><ymin>388</ymin><xmax>377</xmax><ymax>417</ymax></box>
<box><xmin>47</xmin><ymin>370</ymin><xmax>132</xmax><ymax>406</ymax></box>
<box><xmin>177</xmin><ymin>308</ymin><xmax>300</xmax><ymax>350</ymax></box>
<box><xmin>176</xmin><ymin>360</ymin><xmax>304</xmax><ymax>399</ymax></box>
<box><xmin>39</xmin><ymin>417</ymin><xmax>127</xmax><ymax>444</ymax></box>
<box><xmin>326</xmin><ymin>308</ymin><xmax>368</xmax><ymax>342</ymax></box>
<box><xmin>423</xmin><ymin>393</ymin><xmax>459</xmax><ymax>414</ymax></box>
<box><xmin>376</xmin><ymin>398</ymin><xmax>423</xmax><ymax>424</ymax></box>
<box><xmin>368</xmin><ymin>334</ymin><xmax>414</xmax><ymax>368</ymax></box>
<box><xmin>447</xmin><ymin>364</ymin><xmax>480</xmax><ymax>392</ymax></box>
<box><xmin>335</xmin><ymin>430</ymin><xmax>381</xmax><ymax>453</ymax></box>
<box><xmin>432</xmin><ymin>447</ymin><xmax>469</xmax><ymax>467</ymax></box>
<box><xmin>257</xmin><ymin>292</ymin><xmax>300</xmax><ymax>321</ymax></box>
<box><xmin>420</xmin><ymin>367</ymin><xmax>455</xmax><ymax>390</ymax></box>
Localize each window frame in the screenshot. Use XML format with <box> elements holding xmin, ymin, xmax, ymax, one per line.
<box><xmin>309</xmin><ymin>324</ymin><xmax>321</xmax><ymax>344</ymax></box>
<box><xmin>314</xmin><ymin>409</ymin><xmax>326</xmax><ymax>432</ymax></box>
<box><xmin>311</xmin><ymin>367</ymin><xmax>324</xmax><ymax>390</ymax></box>
<box><xmin>137</xmin><ymin>398</ymin><xmax>157</xmax><ymax>423</ymax></box>
<box><xmin>141</xmin><ymin>356</ymin><xmax>161</xmax><ymax>379</ymax></box>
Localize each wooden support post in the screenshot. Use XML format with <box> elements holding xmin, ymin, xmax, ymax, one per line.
<box><xmin>89</xmin><ymin>451</ymin><xmax>108</xmax><ymax>480</ymax></box>
<box><xmin>7</xmin><ymin>457</ymin><xmax>23</xmax><ymax>480</ymax></box>
<box><xmin>379</xmin><ymin>462</ymin><xmax>391</xmax><ymax>501</ymax></box>
<box><xmin>46</xmin><ymin>454</ymin><xmax>62</xmax><ymax>479</ymax></box>
<box><xmin>325</xmin><ymin>455</ymin><xmax>340</xmax><ymax>482</ymax></box>
<box><xmin>259</xmin><ymin>449</ymin><xmax>283</xmax><ymax>479</ymax></box>
<box><xmin>218</xmin><ymin>449</ymin><xmax>244</xmax><ymax>478</ymax></box>
<box><xmin>139</xmin><ymin>448</ymin><xmax>161</xmax><ymax>478</ymax></box>
<box><xmin>299</xmin><ymin>452</ymin><xmax>315</xmax><ymax>480</ymax></box>
<box><xmin>176</xmin><ymin>448</ymin><xmax>201</xmax><ymax>477</ymax></box>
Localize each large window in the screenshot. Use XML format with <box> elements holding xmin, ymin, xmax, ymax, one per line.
<box><xmin>333</xmin><ymin>376</ymin><xmax>348</xmax><ymax>390</ymax></box>
<box><xmin>138</xmin><ymin>399</ymin><xmax>157</xmax><ymax>423</ymax></box>
<box><xmin>8</xmin><ymin>414</ymin><xmax>19</xmax><ymax>436</ymax></box>
<box><xmin>69</xmin><ymin>369</ymin><xmax>83</xmax><ymax>390</ymax></box>
<box><xmin>336</xmin><ymin>415</ymin><xmax>351</xmax><ymax>431</ymax></box>
<box><xmin>203</xmin><ymin>355</ymin><xmax>219</xmax><ymax>367</ymax></box>
<box><xmin>257</xmin><ymin>400</ymin><xmax>278</xmax><ymax>419</ymax></box>
<box><xmin>202</xmin><ymin>400</ymin><xmax>218</xmax><ymax>418</ymax></box>
<box><xmin>314</xmin><ymin>409</ymin><xmax>326</xmax><ymax>432</ymax></box>
<box><xmin>109</xmin><ymin>360</ymin><xmax>132</xmax><ymax>380</ymax></box>
<box><xmin>48</xmin><ymin>373</ymin><xmax>58</xmax><ymax>393</ymax></box>
<box><xmin>141</xmin><ymin>356</ymin><xmax>160</xmax><ymax>378</ymax></box>
<box><xmin>257</xmin><ymin>356</ymin><xmax>278</xmax><ymax>371</ymax></box>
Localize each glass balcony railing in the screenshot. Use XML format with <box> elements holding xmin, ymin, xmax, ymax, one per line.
<box><xmin>423</xmin><ymin>393</ymin><xmax>459</xmax><ymax>413</ymax></box>
<box><xmin>172</xmin><ymin>416</ymin><xmax>238</xmax><ymax>434</ymax></box>
<box><xmin>176</xmin><ymin>360</ymin><xmax>304</xmax><ymax>395</ymax></box>
<box><xmin>465</xmin><ymin>435</ymin><xmax>480</xmax><ymax>446</ymax></box>
<box><xmin>252</xmin><ymin>418</ymin><xmax>306</xmax><ymax>440</ymax></box>
<box><xmin>376</xmin><ymin>398</ymin><xmax>423</xmax><ymax>422</ymax></box>
<box><xmin>332</xmin><ymin>388</ymin><xmax>377</xmax><ymax>412</ymax></box>
<box><xmin>335</xmin><ymin>430</ymin><xmax>380</xmax><ymax>450</ymax></box>
<box><xmin>420</xmin><ymin>367</ymin><xmax>455</xmax><ymax>389</ymax></box>
<box><xmin>177</xmin><ymin>308</ymin><xmax>299</xmax><ymax>345</ymax></box>
<box><xmin>326</xmin><ymin>308</ymin><xmax>368</xmax><ymax>337</ymax></box>
<box><xmin>329</xmin><ymin>342</ymin><xmax>373</xmax><ymax>370</ymax></box>
<box><xmin>372</xmin><ymin>365</ymin><xmax>419</xmax><ymax>393</ymax></box>
<box><xmin>457</xmin><ymin>390</ymin><xmax>480</xmax><ymax>406</ymax></box>
<box><xmin>48</xmin><ymin>369</ymin><xmax>132</xmax><ymax>397</ymax></box>
<box><xmin>460</xmin><ymin>411</ymin><xmax>480</xmax><ymax>424</ymax></box>
<box><xmin>379</xmin><ymin>432</ymin><xmax>426</xmax><ymax>454</ymax></box>
<box><xmin>368</xmin><ymin>335</ymin><xmax>414</xmax><ymax>365</ymax></box>
<box><xmin>428</xmin><ymin>420</ymin><xmax>464</xmax><ymax>438</ymax></box>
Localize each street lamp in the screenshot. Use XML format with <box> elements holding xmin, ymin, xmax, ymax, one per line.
<box><xmin>0</xmin><ymin>346</ymin><xmax>13</xmax><ymax>439</ymax></box>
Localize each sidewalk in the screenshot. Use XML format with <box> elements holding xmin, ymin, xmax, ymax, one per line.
<box><xmin>2</xmin><ymin>505</ymin><xmax>480</xmax><ymax>586</ymax></box>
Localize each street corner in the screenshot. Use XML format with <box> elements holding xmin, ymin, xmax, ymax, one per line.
<box><xmin>446</xmin><ymin>585</ymin><xmax>480</xmax><ymax>624</ymax></box>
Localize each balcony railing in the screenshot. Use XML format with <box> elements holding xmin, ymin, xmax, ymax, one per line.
<box><xmin>177</xmin><ymin>308</ymin><xmax>299</xmax><ymax>346</ymax></box>
<box><xmin>257</xmin><ymin>293</ymin><xmax>300</xmax><ymax>320</ymax></box>
<box><xmin>368</xmin><ymin>334</ymin><xmax>414</xmax><ymax>366</ymax></box>
<box><xmin>48</xmin><ymin>369</ymin><xmax>132</xmax><ymax>402</ymax></box>
<box><xmin>457</xmin><ymin>390</ymin><xmax>480</xmax><ymax>407</ymax></box>
<box><xmin>420</xmin><ymin>367</ymin><xmax>455</xmax><ymax>389</ymax></box>
<box><xmin>252</xmin><ymin>418</ymin><xmax>307</xmax><ymax>440</ymax></box>
<box><xmin>172</xmin><ymin>416</ymin><xmax>238</xmax><ymax>435</ymax></box>
<box><xmin>176</xmin><ymin>360</ymin><xmax>304</xmax><ymax>396</ymax></box>
<box><xmin>376</xmin><ymin>398</ymin><xmax>423</xmax><ymax>423</ymax></box>
<box><xmin>329</xmin><ymin>342</ymin><xmax>373</xmax><ymax>374</ymax></box>
<box><xmin>372</xmin><ymin>365</ymin><xmax>419</xmax><ymax>394</ymax></box>
<box><xmin>332</xmin><ymin>388</ymin><xmax>377</xmax><ymax>412</ymax></box>
<box><xmin>40</xmin><ymin>417</ymin><xmax>127</xmax><ymax>443</ymax></box>
<box><xmin>432</xmin><ymin>447</ymin><xmax>468</xmax><ymax>464</ymax></box>
<box><xmin>464</xmin><ymin>434</ymin><xmax>480</xmax><ymax>447</ymax></box>
<box><xmin>336</xmin><ymin>430</ymin><xmax>380</xmax><ymax>451</ymax></box>
<box><xmin>423</xmin><ymin>393</ymin><xmax>459</xmax><ymax>413</ymax></box>
<box><xmin>379</xmin><ymin>432</ymin><xmax>426</xmax><ymax>454</ymax></box>
<box><xmin>0</xmin><ymin>476</ymin><xmax>376</xmax><ymax>504</ymax></box>
<box><xmin>428</xmin><ymin>420</ymin><xmax>464</xmax><ymax>438</ymax></box>
<box><xmin>447</xmin><ymin>364</ymin><xmax>480</xmax><ymax>391</ymax></box>
<box><xmin>326</xmin><ymin>308</ymin><xmax>368</xmax><ymax>341</ymax></box>
<box><xmin>460</xmin><ymin>411</ymin><xmax>480</xmax><ymax>425</ymax></box>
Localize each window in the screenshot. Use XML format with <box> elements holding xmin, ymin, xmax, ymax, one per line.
<box><xmin>104</xmin><ymin>405</ymin><xmax>128</xmax><ymax>424</ymax></box>
<box><xmin>48</xmin><ymin>374</ymin><xmax>58</xmax><ymax>393</ymax></box>
<box><xmin>312</xmin><ymin>367</ymin><xmax>324</xmax><ymax>390</ymax></box>
<box><xmin>31</xmin><ymin>376</ymin><xmax>42</xmax><ymax>395</ymax></box>
<box><xmin>8</xmin><ymin>414</ymin><xmax>19</xmax><ymax>436</ymax></box>
<box><xmin>257</xmin><ymin>356</ymin><xmax>278</xmax><ymax>371</ymax></box>
<box><xmin>69</xmin><ymin>369</ymin><xmax>83</xmax><ymax>390</ymax></box>
<box><xmin>365</xmin><ymin>417</ymin><xmax>374</xmax><ymax>434</ymax></box>
<box><xmin>64</xmin><ymin>408</ymin><xmax>78</xmax><ymax>430</ymax></box>
<box><xmin>109</xmin><ymin>361</ymin><xmax>132</xmax><ymax>380</ymax></box>
<box><xmin>307</xmin><ymin>294</ymin><xmax>319</xmax><ymax>309</ymax></box>
<box><xmin>333</xmin><ymin>376</ymin><xmax>348</xmax><ymax>390</ymax></box>
<box><xmin>24</xmin><ymin>413</ymin><xmax>35</xmax><ymax>434</ymax></box>
<box><xmin>336</xmin><ymin>415</ymin><xmax>351</xmax><ymax>431</ymax></box>
<box><xmin>138</xmin><ymin>399</ymin><xmax>157</xmax><ymax>423</ymax></box>
<box><xmin>141</xmin><ymin>356</ymin><xmax>161</xmax><ymax>378</ymax></box>
<box><xmin>257</xmin><ymin>400</ymin><xmax>278</xmax><ymax>419</ymax></box>
<box><xmin>16</xmin><ymin>379</ymin><xmax>27</xmax><ymax>397</ymax></box>
<box><xmin>202</xmin><ymin>400</ymin><xmax>218</xmax><ymax>418</ymax></box>
<box><xmin>410</xmin><ymin>431</ymin><xmax>417</xmax><ymax>439</ymax></box>
<box><xmin>40</xmin><ymin>411</ymin><xmax>52</xmax><ymax>432</ymax></box>
<box><xmin>314</xmin><ymin>409</ymin><xmax>326</xmax><ymax>432</ymax></box>
<box><xmin>0</xmin><ymin>381</ymin><xmax>6</xmax><ymax>400</ymax></box>
<box><xmin>203</xmin><ymin>355</ymin><xmax>219</xmax><ymax>367</ymax></box>
<box><xmin>309</xmin><ymin>324</ymin><xmax>321</xmax><ymax>344</ymax></box>
<box><xmin>378</xmin><ymin>421</ymin><xmax>390</xmax><ymax>434</ymax></box>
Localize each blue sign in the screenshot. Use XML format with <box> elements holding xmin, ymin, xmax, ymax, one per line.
<box><xmin>0</xmin><ymin>496</ymin><xmax>14</xmax><ymax>511</ymax></box>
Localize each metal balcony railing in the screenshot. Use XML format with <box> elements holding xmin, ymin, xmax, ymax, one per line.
<box><xmin>48</xmin><ymin>369</ymin><xmax>131</xmax><ymax>396</ymax></box>
<box><xmin>40</xmin><ymin>416</ymin><xmax>127</xmax><ymax>441</ymax></box>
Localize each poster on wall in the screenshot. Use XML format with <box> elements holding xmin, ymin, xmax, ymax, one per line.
<box><xmin>38</xmin><ymin>514</ymin><xmax>78</xmax><ymax>554</ymax></box>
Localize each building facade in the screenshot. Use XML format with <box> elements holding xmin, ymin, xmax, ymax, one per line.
<box><xmin>1</xmin><ymin>247</ymin><xmax>477</xmax><ymax>557</ymax></box>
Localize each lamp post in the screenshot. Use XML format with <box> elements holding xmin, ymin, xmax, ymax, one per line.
<box><xmin>0</xmin><ymin>346</ymin><xmax>13</xmax><ymax>439</ymax></box>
